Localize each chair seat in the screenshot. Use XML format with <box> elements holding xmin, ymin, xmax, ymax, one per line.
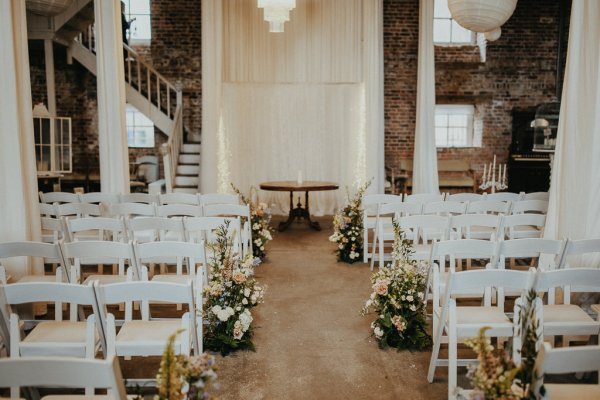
<box><xmin>543</xmin><ymin>304</ymin><xmax>600</xmax><ymax>335</ymax></box>
<box><xmin>115</xmin><ymin>320</ymin><xmax>183</xmax><ymax>356</ymax></box>
<box><xmin>455</xmin><ymin>307</ymin><xmax>512</xmax><ymax>336</ymax></box>
<box><xmin>83</xmin><ymin>275</ymin><xmax>128</xmax><ymax>285</ymax></box>
<box><xmin>20</xmin><ymin>321</ymin><xmax>94</xmax><ymax>357</ymax></box>
<box><xmin>16</xmin><ymin>275</ymin><xmax>61</xmax><ymax>283</ymax></box>
<box><xmin>469</xmin><ymin>226</ymin><xmax>495</xmax><ymax>240</ymax></box>
<box><xmin>151</xmin><ymin>275</ymin><xmax>191</xmax><ymax>284</ymax></box>
<box><xmin>511</xmin><ymin>225</ymin><xmax>542</xmax><ymax>239</ymax></box>
<box><xmin>544</xmin><ymin>384</ymin><xmax>600</xmax><ymax>400</ymax></box>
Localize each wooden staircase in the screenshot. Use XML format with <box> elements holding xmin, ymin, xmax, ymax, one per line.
<box><xmin>173</xmin><ymin>144</ymin><xmax>201</xmax><ymax>193</ymax></box>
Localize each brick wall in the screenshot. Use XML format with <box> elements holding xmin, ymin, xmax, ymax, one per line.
<box><xmin>384</xmin><ymin>0</ymin><xmax>568</xmax><ymax>188</ymax></box>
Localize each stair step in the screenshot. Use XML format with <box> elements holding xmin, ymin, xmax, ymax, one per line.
<box><xmin>179</xmin><ymin>154</ymin><xmax>200</xmax><ymax>164</ymax></box>
<box><xmin>173</xmin><ymin>187</ymin><xmax>199</xmax><ymax>194</ymax></box>
<box><xmin>177</xmin><ymin>165</ymin><xmax>200</xmax><ymax>175</ymax></box>
<box><xmin>181</xmin><ymin>144</ymin><xmax>201</xmax><ymax>153</ymax></box>
<box><xmin>175</xmin><ymin>176</ymin><xmax>199</xmax><ymax>186</ymax></box>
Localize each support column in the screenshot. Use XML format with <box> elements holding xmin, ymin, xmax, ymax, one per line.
<box><xmin>0</xmin><ymin>0</ymin><xmax>42</xmax><ymax>279</ymax></box>
<box><xmin>44</xmin><ymin>39</ymin><xmax>56</xmax><ymax>115</ymax></box>
<box><xmin>95</xmin><ymin>0</ymin><xmax>130</xmax><ymax>193</ymax></box>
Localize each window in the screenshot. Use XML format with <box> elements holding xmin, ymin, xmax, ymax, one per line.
<box><xmin>123</xmin><ymin>0</ymin><xmax>151</xmax><ymax>43</ymax></box>
<box><xmin>434</xmin><ymin>0</ymin><xmax>475</xmax><ymax>45</ymax></box>
<box><xmin>33</xmin><ymin>116</ymin><xmax>72</xmax><ymax>174</ymax></box>
<box><xmin>435</xmin><ymin>105</ymin><xmax>476</xmax><ymax>148</ymax></box>
<box><xmin>126</xmin><ymin>104</ymin><xmax>155</xmax><ymax>148</ymax></box>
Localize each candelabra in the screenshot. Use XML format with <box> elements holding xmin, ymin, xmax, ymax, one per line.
<box><xmin>479</xmin><ymin>155</ymin><xmax>507</xmax><ymax>194</ymax></box>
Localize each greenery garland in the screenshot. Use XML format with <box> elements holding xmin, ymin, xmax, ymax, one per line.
<box><xmin>329</xmin><ymin>180</ymin><xmax>371</xmax><ymax>263</ymax></box>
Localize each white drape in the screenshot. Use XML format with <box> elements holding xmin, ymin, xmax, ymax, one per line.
<box><xmin>95</xmin><ymin>0</ymin><xmax>130</xmax><ymax>193</ymax></box>
<box><xmin>543</xmin><ymin>0</ymin><xmax>600</xmax><ymax>268</ymax></box>
<box><xmin>0</xmin><ymin>0</ymin><xmax>42</xmax><ymax>279</ymax></box>
<box><xmin>201</xmin><ymin>0</ymin><xmax>384</xmax><ymax>214</ymax></box>
<box><xmin>412</xmin><ymin>0</ymin><xmax>439</xmax><ymax>194</ymax></box>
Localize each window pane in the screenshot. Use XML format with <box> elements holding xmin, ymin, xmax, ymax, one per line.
<box><xmin>434</xmin><ymin>19</ymin><xmax>451</xmax><ymax>43</ymax></box>
<box><xmin>128</xmin><ymin>0</ymin><xmax>150</xmax><ymax>15</ymax></box>
<box><xmin>451</xmin><ymin>20</ymin><xmax>473</xmax><ymax>43</ymax></box>
<box><xmin>434</xmin><ymin>0</ymin><xmax>451</xmax><ymax>18</ymax></box>
<box><xmin>436</xmin><ymin>127</ymin><xmax>448</xmax><ymax>147</ymax></box>
<box><xmin>448</xmin><ymin>114</ymin><xmax>468</xmax><ymax>127</ymax></box>
<box><xmin>41</xmin><ymin>119</ymin><xmax>50</xmax><ymax>143</ymax></box>
<box><xmin>130</xmin><ymin>15</ymin><xmax>151</xmax><ymax>40</ymax></box>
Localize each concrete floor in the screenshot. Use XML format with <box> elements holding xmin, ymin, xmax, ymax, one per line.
<box><xmin>212</xmin><ymin>216</ymin><xmax>448</xmax><ymax>399</ymax></box>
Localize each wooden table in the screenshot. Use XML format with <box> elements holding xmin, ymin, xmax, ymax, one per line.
<box><xmin>260</xmin><ymin>181</ymin><xmax>339</xmax><ymax>232</ymax></box>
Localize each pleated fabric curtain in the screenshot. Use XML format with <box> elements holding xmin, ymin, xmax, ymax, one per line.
<box><xmin>201</xmin><ymin>0</ymin><xmax>384</xmax><ymax>215</ymax></box>
<box><xmin>412</xmin><ymin>0</ymin><xmax>439</xmax><ymax>194</ymax></box>
<box><xmin>543</xmin><ymin>0</ymin><xmax>600</xmax><ymax>268</ymax></box>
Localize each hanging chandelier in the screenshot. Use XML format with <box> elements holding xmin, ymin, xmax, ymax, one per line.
<box><xmin>258</xmin><ymin>0</ymin><xmax>296</xmax><ymax>33</ymax></box>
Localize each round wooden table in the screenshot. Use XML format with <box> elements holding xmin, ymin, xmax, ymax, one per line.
<box><xmin>259</xmin><ymin>181</ymin><xmax>339</xmax><ymax>231</ymax></box>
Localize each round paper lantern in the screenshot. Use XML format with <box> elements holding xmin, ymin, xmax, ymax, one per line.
<box><xmin>484</xmin><ymin>27</ymin><xmax>502</xmax><ymax>42</ymax></box>
<box><xmin>448</xmin><ymin>0</ymin><xmax>518</xmax><ymax>33</ymax></box>
<box><xmin>26</xmin><ymin>0</ymin><xmax>73</xmax><ymax>17</ymax></box>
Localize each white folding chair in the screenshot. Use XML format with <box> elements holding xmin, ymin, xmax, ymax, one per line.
<box><xmin>67</xmin><ymin>217</ymin><xmax>129</xmax><ymax>243</ymax></box>
<box><xmin>39</xmin><ymin>191</ymin><xmax>81</xmax><ymax>204</ymax></box>
<box><xmin>502</xmin><ymin>213</ymin><xmax>546</xmax><ymax>240</ymax></box>
<box><xmin>95</xmin><ymin>280</ymin><xmax>199</xmax><ymax>358</ymax></box>
<box><xmin>0</xmin><ymin>241</ymin><xmax>69</xmax><ymax>284</ymax></box>
<box><xmin>39</xmin><ymin>202</ymin><xmax>59</xmax><ymax>218</ymax></box>
<box><xmin>558</xmin><ymin>238</ymin><xmax>600</xmax><ymax>269</ymax></box>
<box><xmin>396</xmin><ymin>214</ymin><xmax>449</xmax><ymax>262</ymax></box>
<box><xmin>204</xmin><ymin>203</ymin><xmax>254</xmax><ymax>258</ymax></box>
<box><xmin>422</xmin><ymin>201</ymin><xmax>466</xmax><ymax>216</ymax></box>
<box><xmin>362</xmin><ymin>194</ymin><xmax>403</xmax><ymax>263</ymax></box>
<box><xmin>466</xmin><ymin>200</ymin><xmax>511</xmax><ymax>215</ymax></box>
<box><xmin>0</xmin><ymin>282</ymin><xmax>103</xmax><ymax>360</ymax></box>
<box><xmin>40</xmin><ymin>216</ymin><xmax>67</xmax><ymax>244</ymax></box>
<box><xmin>522</xmin><ymin>191</ymin><xmax>549</xmax><ymax>201</ymax></box>
<box><xmin>108</xmin><ymin>202</ymin><xmax>156</xmax><ymax>218</ymax></box>
<box><xmin>159</xmin><ymin>192</ymin><xmax>201</xmax><ymax>205</ymax></box>
<box><xmin>403</xmin><ymin>193</ymin><xmax>445</xmax><ymax>204</ymax></box>
<box><xmin>370</xmin><ymin>202</ymin><xmax>423</xmax><ymax>270</ymax></box>
<box><xmin>428</xmin><ymin>268</ymin><xmax>535</xmax><ymax>398</ymax></box>
<box><xmin>0</xmin><ymin>356</ymin><xmax>127</xmax><ymax>399</ymax></box>
<box><xmin>511</xmin><ymin>199</ymin><xmax>549</xmax><ymax>215</ymax></box>
<box><xmin>127</xmin><ymin>216</ymin><xmax>186</xmax><ymax>244</ymax></box>
<box><xmin>445</xmin><ymin>193</ymin><xmax>483</xmax><ymax>202</ymax></box>
<box><xmin>61</xmin><ymin>240</ymin><xmax>140</xmax><ymax>284</ymax></box>
<box><xmin>199</xmin><ymin>193</ymin><xmax>240</xmax><ymax>206</ymax></box>
<box><xmin>449</xmin><ymin>213</ymin><xmax>503</xmax><ymax>241</ymax></box>
<box><xmin>533</xmin><ymin>343</ymin><xmax>600</xmax><ymax>400</ymax></box>
<box><xmin>119</xmin><ymin>193</ymin><xmax>158</xmax><ymax>204</ymax></box>
<box><xmin>80</xmin><ymin>192</ymin><xmax>121</xmax><ymax>205</ymax></box>
<box><xmin>485</xmin><ymin>192</ymin><xmax>521</xmax><ymax>202</ymax></box>
<box><xmin>535</xmin><ymin>268</ymin><xmax>600</xmax><ymax>346</ymax></box>
<box><xmin>156</xmin><ymin>204</ymin><xmax>203</xmax><ymax>218</ymax></box>
<box><xmin>497</xmin><ymin>238</ymin><xmax>565</xmax><ymax>271</ymax></box>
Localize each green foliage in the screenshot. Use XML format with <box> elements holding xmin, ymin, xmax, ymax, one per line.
<box><xmin>231</xmin><ymin>183</ymin><xmax>274</xmax><ymax>260</ymax></box>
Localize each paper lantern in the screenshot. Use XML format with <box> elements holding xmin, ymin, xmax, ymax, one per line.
<box><xmin>448</xmin><ymin>0</ymin><xmax>517</xmax><ymax>33</ymax></box>
<box><xmin>26</xmin><ymin>0</ymin><xmax>73</xmax><ymax>16</ymax></box>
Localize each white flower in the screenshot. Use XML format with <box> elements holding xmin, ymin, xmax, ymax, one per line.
<box><xmin>374</xmin><ymin>326</ymin><xmax>384</xmax><ymax>338</ymax></box>
<box><xmin>211</xmin><ymin>305</ymin><xmax>221</xmax><ymax>315</ymax></box>
<box><xmin>242</xmin><ymin>298</ymin><xmax>248</xmax><ymax>305</ymax></box>
<box><xmin>217</xmin><ymin>309</ymin><xmax>231</xmax><ymax>322</ymax></box>
<box><xmin>409</xmin><ymin>304</ymin><xmax>417</xmax><ymax>312</ymax></box>
<box><xmin>244</xmin><ymin>288</ymin><xmax>251</xmax><ymax>297</ymax></box>
<box><xmin>406</xmin><ymin>295</ymin><xmax>414</xmax><ymax>302</ymax></box>
<box><xmin>239</xmin><ymin>309</ymin><xmax>253</xmax><ymax>330</ymax></box>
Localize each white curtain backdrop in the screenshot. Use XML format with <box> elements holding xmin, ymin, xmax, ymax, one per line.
<box><xmin>201</xmin><ymin>0</ymin><xmax>384</xmax><ymax>214</ymax></box>
<box><xmin>0</xmin><ymin>0</ymin><xmax>42</xmax><ymax>279</ymax></box>
<box><xmin>543</xmin><ymin>0</ymin><xmax>600</xmax><ymax>269</ymax></box>
<box><xmin>412</xmin><ymin>0</ymin><xmax>439</xmax><ymax>194</ymax></box>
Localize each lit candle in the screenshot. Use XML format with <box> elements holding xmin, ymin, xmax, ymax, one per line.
<box><xmin>488</xmin><ymin>163</ymin><xmax>492</xmax><ymax>182</ymax></box>
<box><xmin>482</xmin><ymin>164</ymin><xmax>487</xmax><ymax>183</ymax></box>
<box><xmin>297</xmin><ymin>170</ymin><xmax>303</xmax><ymax>185</ymax></box>
<box><xmin>503</xmin><ymin>164</ymin><xmax>507</xmax><ymax>184</ymax></box>
<box><xmin>498</xmin><ymin>164</ymin><xmax>501</xmax><ymax>184</ymax></box>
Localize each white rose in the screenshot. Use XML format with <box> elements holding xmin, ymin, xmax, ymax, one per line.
<box><xmin>217</xmin><ymin>309</ymin><xmax>231</xmax><ymax>322</ymax></box>
<box><xmin>211</xmin><ymin>305</ymin><xmax>221</xmax><ymax>315</ymax></box>
<box><xmin>406</xmin><ymin>295</ymin><xmax>414</xmax><ymax>302</ymax></box>
<box><xmin>374</xmin><ymin>327</ymin><xmax>384</xmax><ymax>338</ymax></box>
<box><xmin>244</xmin><ymin>288</ymin><xmax>251</xmax><ymax>297</ymax></box>
<box><xmin>242</xmin><ymin>298</ymin><xmax>248</xmax><ymax>305</ymax></box>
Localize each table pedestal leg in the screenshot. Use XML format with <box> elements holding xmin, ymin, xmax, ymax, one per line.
<box><xmin>277</xmin><ymin>191</ymin><xmax>321</xmax><ymax>232</ymax></box>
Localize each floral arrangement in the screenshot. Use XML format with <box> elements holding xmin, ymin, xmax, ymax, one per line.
<box><xmin>156</xmin><ymin>331</ymin><xmax>218</xmax><ymax>400</ymax></box>
<box><xmin>203</xmin><ymin>222</ymin><xmax>265</xmax><ymax>355</ymax></box>
<box><xmin>361</xmin><ymin>222</ymin><xmax>431</xmax><ymax>350</ymax></box>
<box><xmin>458</xmin><ymin>290</ymin><xmax>543</xmax><ymax>400</ymax></box>
<box><xmin>231</xmin><ymin>183</ymin><xmax>274</xmax><ymax>260</ymax></box>
<box><xmin>329</xmin><ymin>180</ymin><xmax>371</xmax><ymax>263</ymax></box>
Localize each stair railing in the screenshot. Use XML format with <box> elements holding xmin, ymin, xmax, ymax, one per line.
<box><xmin>161</xmin><ymin>97</ymin><xmax>184</xmax><ymax>193</ymax></box>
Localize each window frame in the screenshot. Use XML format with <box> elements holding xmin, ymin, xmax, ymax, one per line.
<box><xmin>126</xmin><ymin>104</ymin><xmax>155</xmax><ymax>148</ymax></box>
<box><xmin>433</xmin><ymin>0</ymin><xmax>476</xmax><ymax>46</ymax></box>
<box><xmin>33</xmin><ymin>116</ymin><xmax>72</xmax><ymax>174</ymax></box>
<box><xmin>122</xmin><ymin>0</ymin><xmax>151</xmax><ymax>45</ymax></box>
<box><xmin>434</xmin><ymin>104</ymin><xmax>476</xmax><ymax>148</ymax></box>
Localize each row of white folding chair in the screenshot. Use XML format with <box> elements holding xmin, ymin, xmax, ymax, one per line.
<box><xmin>428</xmin><ymin>267</ymin><xmax>600</xmax><ymax>398</ymax></box>
<box><xmin>0</xmin><ymin>356</ymin><xmax>127</xmax><ymax>399</ymax></box>
<box><xmin>0</xmin><ymin>280</ymin><xmax>199</xmax><ymax>375</ymax></box>
<box><xmin>39</xmin><ymin>191</ymin><xmax>240</xmax><ymax>206</ymax></box>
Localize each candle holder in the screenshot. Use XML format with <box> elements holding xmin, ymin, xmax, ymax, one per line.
<box><xmin>479</xmin><ymin>175</ymin><xmax>507</xmax><ymax>193</ymax></box>
<box><xmin>479</xmin><ymin>155</ymin><xmax>507</xmax><ymax>194</ymax></box>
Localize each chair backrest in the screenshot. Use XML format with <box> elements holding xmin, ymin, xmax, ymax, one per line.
<box><xmin>485</xmin><ymin>192</ymin><xmax>521</xmax><ymax>202</ymax></box>
<box><xmin>445</xmin><ymin>193</ymin><xmax>483</xmax><ymax>202</ymax></box>
<box><xmin>496</xmin><ymin>238</ymin><xmax>564</xmax><ymax>269</ymax></box>
<box><xmin>431</xmin><ymin>239</ymin><xmax>498</xmax><ymax>273</ymax></box>
<box><xmin>0</xmin><ymin>356</ymin><xmax>127</xmax><ymax>399</ymax></box>
<box><xmin>156</xmin><ymin>204</ymin><xmax>203</xmax><ymax>218</ymax></box>
<box><xmin>56</xmin><ymin>202</ymin><xmax>103</xmax><ymax>218</ymax></box>
<box><xmin>511</xmin><ymin>200</ymin><xmax>549</xmax><ymax>215</ymax></box>
<box><xmin>523</xmin><ymin>191</ymin><xmax>549</xmax><ymax>201</ymax></box>
<box><xmin>68</xmin><ymin>217</ymin><xmax>128</xmax><ymax>242</ymax></box>
<box><xmin>422</xmin><ymin>201</ymin><xmax>466</xmax><ymax>216</ymax></box>
<box><xmin>403</xmin><ymin>193</ymin><xmax>444</xmax><ymax>204</ymax></box>
<box><xmin>203</xmin><ymin>203</ymin><xmax>251</xmax><ymax>219</ymax></box>
<box><xmin>39</xmin><ymin>191</ymin><xmax>80</xmax><ymax>204</ymax></box>
<box><xmin>502</xmin><ymin>214</ymin><xmax>546</xmax><ymax>239</ymax></box>
<box><xmin>378</xmin><ymin>202</ymin><xmax>423</xmax><ymax>218</ymax></box>
<box><xmin>362</xmin><ymin>194</ymin><xmax>402</xmax><ymax>215</ymax></box>
<box><xmin>184</xmin><ymin>216</ymin><xmax>242</xmax><ymax>254</ymax></box>
<box><xmin>558</xmin><ymin>238</ymin><xmax>600</xmax><ymax>269</ymax></box>
<box><xmin>135</xmin><ymin>241</ymin><xmax>206</xmax><ymax>277</ymax></box>
<box><xmin>199</xmin><ymin>193</ymin><xmax>240</xmax><ymax>206</ymax></box>
<box><xmin>466</xmin><ymin>200</ymin><xmax>511</xmax><ymax>215</ymax></box>
<box><xmin>39</xmin><ymin>202</ymin><xmax>58</xmax><ymax>217</ymax></box>
<box><xmin>0</xmin><ymin>241</ymin><xmax>67</xmax><ymax>274</ymax></box>
<box><xmin>128</xmin><ymin>217</ymin><xmax>186</xmax><ymax>242</ymax></box>
<box><xmin>80</xmin><ymin>192</ymin><xmax>120</xmax><ymax>205</ymax></box>
<box><xmin>159</xmin><ymin>192</ymin><xmax>201</xmax><ymax>205</ymax></box>
<box><xmin>109</xmin><ymin>202</ymin><xmax>156</xmax><ymax>218</ymax></box>
<box><xmin>535</xmin><ymin>268</ymin><xmax>600</xmax><ymax>300</ymax></box>
<box><xmin>399</xmin><ymin>215</ymin><xmax>450</xmax><ymax>243</ymax></box>
<box><xmin>40</xmin><ymin>217</ymin><xmax>66</xmax><ymax>243</ymax></box>
<box><xmin>535</xmin><ymin>342</ymin><xmax>600</xmax><ymax>376</ymax></box>
<box><xmin>119</xmin><ymin>193</ymin><xmax>158</xmax><ymax>204</ymax></box>
<box><xmin>62</xmin><ymin>240</ymin><xmax>137</xmax><ymax>279</ymax></box>
<box><xmin>449</xmin><ymin>214</ymin><xmax>503</xmax><ymax>240</ymax></box>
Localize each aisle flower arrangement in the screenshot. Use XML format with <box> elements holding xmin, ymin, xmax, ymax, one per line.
<box><xmin>156</xmin><ymin>331</ymin><xmax>218</xmax><ymax>400</ymax></box>
<box><xmin>231</xmin><ymin>184</ymin><xmax>274</xmax><ymax>260</ymax></box>
<box><xmin>329</xmin><ymin>180</ymin><xmax>371</xmax><ymax>263</ymax></box>
<box><xmin>361</xmin><ymin>222</ymin><xmax>431</xmax><ymax>350</ymax></box>
<box><xmin>203</xmin><ymin>222</ymin><xmax>265</xmax><ymax>355</ymax></box>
